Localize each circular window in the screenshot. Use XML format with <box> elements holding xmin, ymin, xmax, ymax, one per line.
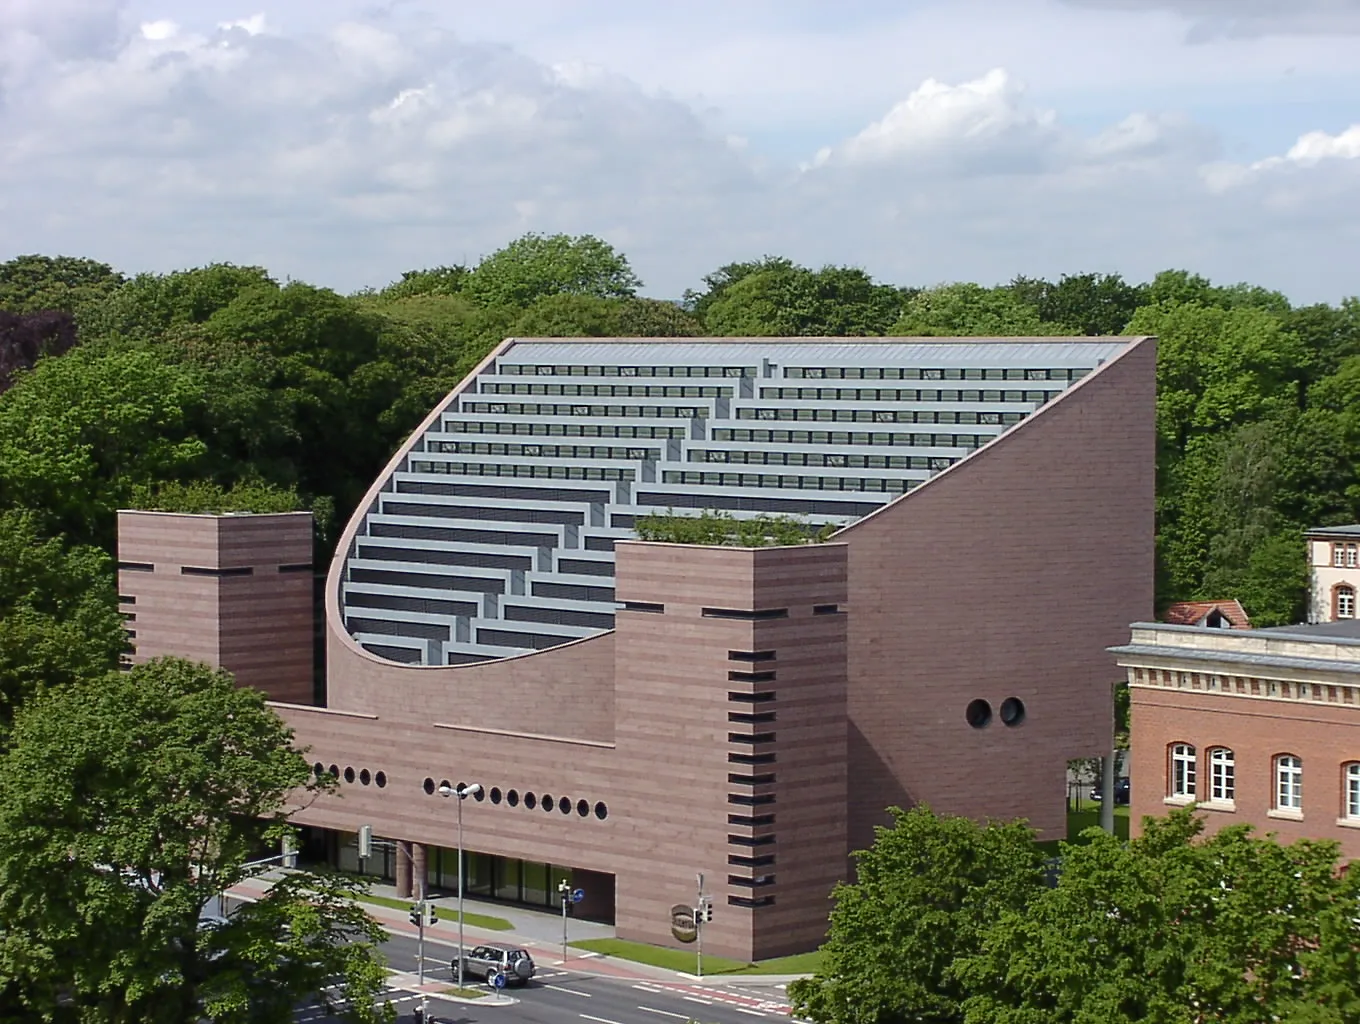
<box><xmin>594</xmin><ymin>801</ymin><xmax>608</xmax><ymax>821</ymax></box>
<box><xmin>577</xmin><ymin>799</ymin><xmax>589</xmax><ymax>817</ymax></box>
<box><xmin>490</xmin><ymin>787</ymin><xmax>502</xmax><ymax>805</ymax></box>
<box><xmin>559</xmin><ymin>796</ymin><xmax>571</xmax><ymax>814</ymax></box>
<box><xmin>343</xmin><ymin>767</ymin><xmax>355</xmax><ymax>784</ymax></box>
<box><xmin>473</xmin><ymin>786</ymin><xmax>486</xmax><ymax>802</ymax></box>
<box><xmin>1000</xmin><ymin>697</ymin><xmax>1026</xmax><ymax>726</ymax></box>
<box><xmin>507</xmin><ymin>789</ymin><xmax>520</xmax><ymax>807</ymax></box>
<box><xmin>422</xmin><ymin>777</ymin><xmax>435</xmax><ymax>795</ymax></box>
<box><xmin>313</xmin><ymin>762</ymin><xmax>324</xmax><ymax>777</ymax></box>
<box><xmin>439</xmin><ymin>779</ymin><xmax>452</xmax><ymax>795</ymax></box>
<box><xmin>455</xmin><ymin>781</ymin><xmax>467</xmax><ymax>798</ymax></box>
<box><xmin>375</xmin><ymin>771</ymin><xmax>388</xmax><ymax>789</ymax></box>
<box><xmin>965</xmin><ymin>699</ymin><xmax>992</xmax><ymax>729</ymax></box>
<box><xmin>524</xmin><ymin>792</ymin><xmax>537</xmax><ymax>810</ymax></box>
<box><xmin>359</xmin><ymin>769</ymin><xmax>371</xmax><ymax>786</ymax></box>
<box><xmin>542</xmin><ymin>794</ymin><xmax>555</xmax><ymax>813</ymax></box>
<box><xmin>328</xmin><ymin>764</ymin><xmax>340</xmax><ymax>778</ymax></box>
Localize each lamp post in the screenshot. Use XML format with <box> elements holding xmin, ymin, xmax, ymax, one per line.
<box><xmin>438</xmin><ymin>781</ymin><xmax>482</xmax><ymax>988</ymax></box>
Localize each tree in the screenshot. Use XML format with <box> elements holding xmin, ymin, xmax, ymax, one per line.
<box><xmin>84</xmin><ymin>264</ymin><xmax>276</xmax><ymax>343</ymax></box>
<box><xmin>0</xmin><ymin>254</ymin><xmax>124</xmax><ymax>316</ymax></box>
<box><xmin>890</xmin><ymin>283</ymin><xmax>1057</xmax><ymax>337</ymax></box>
<box><xmin>127</xmin><ymin>477</ymin><xmax>303</xmax><ymax>516</ymax></box>
<box><xmin>683</xmin><ymin>256</ymin><xmax>796</xmax><ymax>322</ymax></box>
<box><xmin>0</xmin><ymin>509</ymin><xmax>125</xmax><ymax>738</ymax></box>
<box><xmin>703</xmin><ymin>264</ymin><xmax>910</xmax><ymax>337</ymax></box>
<box><xmin>789</xmin><ymin>807</ymin><xmax>1044</xmax><ymax>1024</ymax></box>
<box><xmin>0</xmin><ymin>310</ymin><xmax>77</xmax><ymax>392</ymax></box>
<box><xmin>465</xmin><ymin>233</ymin><xmax>641</xmax><ymax>308</ymax></box>
<box><xmin>954</xmin><ymin>811</ymin><xmax>1360</xmax><ymax>1024</ymax></box>
<box><xmin>375</xmin><ymin>265</ymin><xmax>469</xmax><ymax>300</ymax></box>
<box><xmin>0</xmin><ymin>658</ymin><xmax>394</xmax><ymax>1023</ymax></box>
<box><xmin>1008</xmin><ymin>273</ymin><xmax>1147</xmax><ymax>336</ymax></box>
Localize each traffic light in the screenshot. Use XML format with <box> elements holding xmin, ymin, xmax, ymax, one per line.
<box><xmin>693</xmin><ymin>907</ymin><xmax>703</xmax><ymax>927</ymax></box>
<box><xmin>425</xmin><ymin>903</ymin><xmax>438</xmax><ymax>927</ymax></box>
<box><xmin>409</xmin><ymin>903</ymin><xmax>422</xmax><ymax>927</ymax></box>
<box><xmin>704</xmin><ymin>900</ymin><xmax>714</xmax><ymax>923</ymax></box>
<box><xmin>358</xmin><ymin>824</ymin><xmax>373</xmax><ymax>860</ymax></box>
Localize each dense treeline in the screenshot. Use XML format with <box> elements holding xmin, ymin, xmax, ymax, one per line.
<box><xmin>1</xmin><ymin>236</ymin><xmax>1357</xmax><ymax>706</ymax></box>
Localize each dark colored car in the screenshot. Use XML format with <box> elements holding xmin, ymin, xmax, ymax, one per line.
<box><xmin>1091</xmin><ymin>777</ymin><xmax>1130</xmax><ymax>805</ymax></box>
<box><xmin>455</xmin><ymin>943</ymin><xmax>535</xmax><ymax>986</ymax></box>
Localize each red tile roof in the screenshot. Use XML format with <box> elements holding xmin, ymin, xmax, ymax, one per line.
<box><xmin>1162</xmin><ymin>600</ymin><xmax>1252</xmax><ymax>630</ymax></box>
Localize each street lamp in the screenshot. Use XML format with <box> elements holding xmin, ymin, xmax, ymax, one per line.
<box><xmin>438</xmin><ymin>781</ymin><xmax>481</xmax><ymax>988</ymax></box>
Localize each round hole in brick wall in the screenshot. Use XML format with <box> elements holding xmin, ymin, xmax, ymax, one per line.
<box><xmin>965</xmin><ymin>699</ymin><xmax>992</xmax><ymax>729</ymax></box>
<box><xmin>490</xmin><ymin>787</ymin><xmax>503</xmax><ymax>805</ymax></box>
<box><xmin>559</xmin><ymin>797</ymin><xmax>571</xmax><ymax>814</ymax></box>
<box><xmin>359</xmin><ymin>769</ymin><xmax>371</xmax><ymax>786</ymax></box>
<box><xmin>439</xmin><ymin>778</ymin><xmax>452</xmax><ymax>794</ymax></box>
<box><xmin>1000</xmin><ymin>697</ymin><xmax>1026</xmax><ymax>726</ymax></box>
<box><xmin>507</xmin><ymin>789</ymin><xmax>520</xmax><ymax>807</ymax></box>
<box><xmin>375</xmin><ymin>772</ymin><xmax>388</xmax><ymax>789</ymax></box>
<box><xmin>423</xmin><ymin>777</ymin><xmax>435</xmax><ymax>795</ymax></box>
<box><xmin>524</xmin><ymin>792</ymin><xmax>538</xmax><ymax>810</ymax></box>
<box><xmin>313</xmin><ymin>762</ymin><xmax>325</xmax><ymax>777</ymax></box>
<box><xmin>577</xmin><ymin>799</ymin><xmax>589</xmax><ymax>817</ymax></box>
<box><xmin>343</xmin><ymin>767</ymin><xmax>356</xmax><ymax>784</ymax></box>
<box><xmin>473</xmin><ymin>786</ymin><xmax>486</xmax><ymax>802</ymax></box>
<box><xmin>594</xmin><ymin>801</ymin><xmax>608</xmax><ymax>821</ymax></box>
<box><xmin>542</xmin><ymin>794</ymin><xmax>555</xmax><ymax>813</ymax></box>
<box><xmin>328</xmin><ymin>764</ymin><xmax>340</xmax><ymax>778</ymax></box>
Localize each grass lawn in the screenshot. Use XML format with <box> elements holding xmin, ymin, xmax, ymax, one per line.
<box><xmin>440</xmin><ymin>986</ymin><xmax>487</xmax><ymax>999</ymax></box>
<box><xmin>354</xmin><ymin>891</ymin><xmax>514</xmax><ymax>930</ymax></box>
<box><xmin>569</xmin><ymin>938</ymin><xmax>823</xmax><ymax>975</ymax></box>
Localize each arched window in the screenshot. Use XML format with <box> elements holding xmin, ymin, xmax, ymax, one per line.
<box><xmin>1274</xmin><ymin>755</ymin><xmax>1303</xmax><ymax>811</ymax></box>
<box><xmin>1345</xmin><ymin>763</ymin><xmax>1360</xmax><ymax>821</ymax></box>
<box><xmin>1208</xmin><ymin>747</ymin><xmax>1235</xmax><ymax>803</ymax></box>
<box><xmin>1337</xmin><ymin>585</ymin><xmax>1356</xmax><ymax>620</ymax></box>
<box><xmin>1169</xmin><ymin>743</ymin><xmax>1197</xmax><ymax>799</ymax></box>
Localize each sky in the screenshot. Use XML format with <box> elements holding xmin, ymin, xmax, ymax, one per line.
<box><xmin>2</xmin><ymin>0</ymin><xmax>1358</xmax><ymax>302</ymax></box>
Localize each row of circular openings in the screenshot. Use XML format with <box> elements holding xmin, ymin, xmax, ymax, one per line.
<box><xmin>315</xmin><ymin>763</ymin><xmax>388</xmax><ymax>788</ymax></box>
<box><xmin>965</xmin><ymin>698</ymin><xmax>1026</xmax><ymax>729</ymax></box>
<box><xmin>422</xmin><ymin>777</ymin><xmax>608</xmax><ymax>820</ymax></box>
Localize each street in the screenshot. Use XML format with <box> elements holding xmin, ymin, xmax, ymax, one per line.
<box><xmin>292</xmin><ymin>929</ymin><xmax>795</xmax><ymax>1024</ymax></box>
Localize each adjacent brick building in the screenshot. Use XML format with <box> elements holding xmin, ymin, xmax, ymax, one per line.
<box><xmin>118</xmin><ymin>335</ymin><xmax>1157</xmax><ymax>959</ymax></box>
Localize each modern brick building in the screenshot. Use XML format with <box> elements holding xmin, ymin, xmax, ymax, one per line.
<box><xmin>119</xmin><ymin>335</ymin><xmax>1157</xmax><ymax>959</ymax></box>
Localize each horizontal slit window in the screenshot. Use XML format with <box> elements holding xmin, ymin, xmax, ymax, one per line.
<box><xmin>728</xmin><ymin>874</ymin><xmax>776</xmax><ymax>888</ymax></box>
<box><xmin>117</xmin><ymin>562</ymin><xmax>154</xmax><ymax>572</ymax></box>
<box><xmin>278</xmin><ymin>563</ymin><xmax>314</xmax><ymax>573</ymax></box>
<box><xmin>728</xmin><ymin>813</ymin><xmax>776</xmax><ymax>827</ymax></box>
<box><xmin>728</xmin><ymin>752</ymin><xmax>776</xmax><ymax>765</ymax></box>
<box><xmin>702</xmin><ymin>607</ymin><xmax>789</xmax><ymax>620</ymax></box>
<box><xmin>728</xmin><ymin>773</ymin><xmax>776</xmax><ymax>786</ymax></box>
<box><xmin>813</xmin><ymin>604</ymin><xmax>841</xmax><ymax>615</ymax></box>
<box><xmin>729</xmin><ymin>691</ymin><xmax>776</xmax><ymax>704</ymax></box>
<box><xmin>621</xmin><ymin>601</ymin><xmax>664</xmax><ymax>614</ymax></box>
<box><xmin>729</xmin><ymin>732</ymin><xmax>776</xmax><ymax>745</ymax></box>
<box><xmin>728</xmin><ymin>895</ymin><xmax>776</xmax><ymax>908</ymax></box>
<box><xmin>728</xmin><ymin>650</ymin><xmax>776</xmax><ymax>662</ymax></box>
<box><xmin>727</xmin><ymin>834</ymin><xmax>775</xmax><ymax>847</ymax></box>
<box><xmin>728</xmin><ymin>670</ymin><xmax>776</xmax><ymax>683</ymax></box>
<box><xmin>728</xmin><ymin>853</ymin><xmax>776</xmax><ymax>867</ymax></box>
<box><xmin>118</xmin><ymin>594</ymin><xmax>136</xmax><ymax>604</ymax></box>
<box><xmin>181</xmin><ymin>566</ymin><xmax>254</xmax><ymax>577</ymax></box>
<box><xmin>728</xmin><ymin>793</ymin><xmax>776</xmax><ymax>806</ymax></box>
<box><xmin>729</xmin><ymin>711</ymin><xmax>777</xmax><ymax>724</ymax></box>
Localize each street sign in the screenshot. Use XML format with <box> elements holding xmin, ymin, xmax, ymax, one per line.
<box><xmin>570</xmin><ymin>888</ymin><xmax>585</xmax><ymax>904</ymax></box>
<box><xmin>491</xmin><ymin>972</ymin><xmax>506</xmax><ymax>990</ymax></box>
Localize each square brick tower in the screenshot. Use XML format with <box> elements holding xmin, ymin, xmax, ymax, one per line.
<box><xmin>116</xmin><ymin>511</ymin><xmax>315</xmax><ymax>705</ymax></box>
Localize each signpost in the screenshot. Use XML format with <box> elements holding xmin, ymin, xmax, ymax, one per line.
<box><xmin>491</xmin><ymin>971</ymin><xmax>506</xmax><ymax>1002</ymax></box>
<box><xmin>558</xmin><ymin>880</ymin><xmax>586</xmax><ymax>963</ymax></box>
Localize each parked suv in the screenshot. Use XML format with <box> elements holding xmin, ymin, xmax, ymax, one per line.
<box><xmin>455</xmin><ymin>943</ymin><xmax>536</xmax><ymax>986</ymax></box>
<box><xmin>1091</xmin><ymin>777</ymin><xmax>1131</xmax><ymax>806</ymax></box>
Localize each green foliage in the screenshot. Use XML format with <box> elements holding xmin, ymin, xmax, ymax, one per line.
<box><xmin>466</xmin><ymin>233</ymin><xmax>641</xmax><ymax>307</ymax></box>
<box><xmin>84</xmin><ymin>263</ymin><xmax>276</xmax><ymax>341</ymax></box>
<box><xmin>127</xmin><ymin>477</ymin><xmax>303</xmax><ymax>515</ymax></box>
<box><xmin>702</xmin><ymin>262</ymin><xmax>910</xmax><ymax>336</ymax></box>
<box><xmin>634</xmin><ymin>509</ymin><xmax>834</xmax><ymax>546</ymax></box>
<box><xmin>891</xmin><ymin>283</ymin><xmax>1059</xmax><ymax>337</ymax></box>
<box><xmin>790</xmin><ymin>807</ymin><xmax>1045</xmax><ymax>1024</ymax></box>
<box><xmin>1008</xmin><ymin>272</ymin><xmax>1146</xmax><ymax>336</ymax></box>
<box><xmin>0</xmin><ymin>658</ymin><xmax>394</xmax><ymax>1023</ymax></box>
<box><xmin>0</xmin><ymin>510</ymin><xmax>125</xmax><ymax>738</ymax></box>
<box><xmin>376</xmin><ymin>265</ymin><xmax>469</xmax><ymax>300</ymax></box>
<box><xmin>0</xmin><ymin>254</ymin><xmax>124</xmax><ymax>315</ymax></box>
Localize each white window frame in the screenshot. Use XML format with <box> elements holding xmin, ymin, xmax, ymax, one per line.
<box><xmin>1208</xmin><ymin>747</ymin><xmax>1235</xmax><ymax>804</ymax></box>
<box><xmin>1169</xmin><ymin>743</ymin><xmax>1197</xmax><ymax>800</ymax></box>
<box><xmin>1275</xmin><ymin>755</ymin><xmax>1303</xmax><ymax>811</ymax></box>
<box><xmin>1346</xmin><ymin>763</ymin><xmax>1360</xmax><ymax>821</ymax></box>
<box><xmin>1337</xmin><ymin>544</ymin><xmax>1349</xmax><ymax>567</ymax></box>
<box><xmin>1348</xmin><ymin>543</ymin><xmax>1359</xmax><ymax>568</ymax></box>
<box><xmin>1339</xmin><ymin>586</ymin><xmax>1356</xmax><ymax>620</ymax></box>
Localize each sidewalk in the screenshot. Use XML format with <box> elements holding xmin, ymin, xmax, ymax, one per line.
<box><xmin>226</xmin><ymin>872</ymin><xmax>788</xmax><ymax>989</ymax></box>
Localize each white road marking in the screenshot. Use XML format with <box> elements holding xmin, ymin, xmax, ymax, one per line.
<box><xmin>683</xmin><ymin>996</ymin><xmax>713</xmax><ymax>1005</ymax></box>
<box><xmin>580</xmin><ymin>1014</ymin><xmax>626</xmax><ymax>1024</ymax></box>
<box><xmin>547</xmin><ymin>984</ymin><xmax>593</xmax><ymax>997</ymax></box>
<box><xmin>633</xmin><ymin>983</ymin><xmax>665</xmax><ymax>993</ymax></box>
<box><xmin>736</xmin><ymin>1010</ymin><xmax>767</xmax><ymax>1017</ymax></box>
<box><xmin>638</xmin><ymin>1007</ymin><xmax>689</xmax><ymax>1019</ymax></box>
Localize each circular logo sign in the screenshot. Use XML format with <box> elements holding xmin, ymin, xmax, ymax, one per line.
<box><xmin>670</xmin><ymin>903</ymin><xmax>698</xmax><ymax>944</ymax></box>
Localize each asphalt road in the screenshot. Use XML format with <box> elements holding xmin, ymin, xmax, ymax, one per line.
<box><xmin>293</xmin><ymin>929</ymin><xmax>794</xmax><ymax>1024</ymax></box>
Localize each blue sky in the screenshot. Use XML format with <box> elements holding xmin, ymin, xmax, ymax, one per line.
<box><xmin>2</xmin><ymin>0</ymin><xmax>1358</xmax><ymax>302</ymax></box>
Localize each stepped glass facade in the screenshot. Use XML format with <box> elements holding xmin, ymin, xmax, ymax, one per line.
<box><xmin>119</xmin><ymin>336</ymin><xmax>1157</xmax><ymax>960</ymax></box>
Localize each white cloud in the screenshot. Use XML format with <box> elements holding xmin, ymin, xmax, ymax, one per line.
<box><xmin>0</xmin><ymin>5</ymin><xmax>1358</xmax><ymax>305</ymax></box>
